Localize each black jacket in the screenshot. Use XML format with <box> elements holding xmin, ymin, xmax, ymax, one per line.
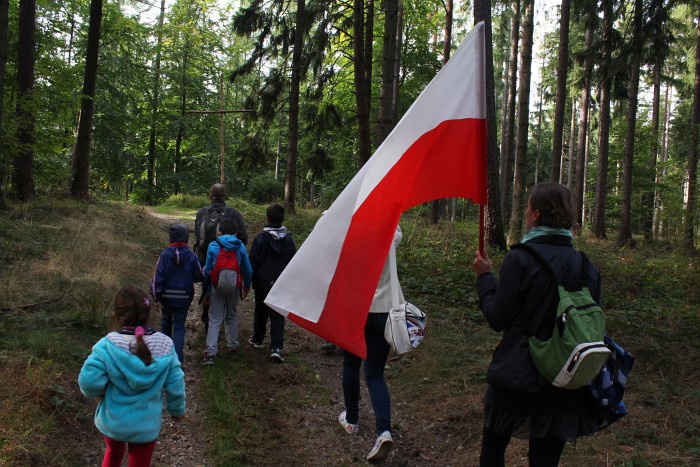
<box><xmin>249</xmin><ymin>225</ymin><xmax>296</xmax><ymax>291</ymax></box>
<box><xmin>194</xmin><ymin>200</ymin><xmax>248</xmax><ymax>262</ymax></box>
<box><xmin>476</xmin><ymin>234</ymin><xmax>602</xmax><ymax>396</ymax></box>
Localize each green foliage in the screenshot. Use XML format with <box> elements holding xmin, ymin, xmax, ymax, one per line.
<box><xmin>246</xmin><ymin>174</ymin><xmax>284</xmax><ymax>204</ymax></box>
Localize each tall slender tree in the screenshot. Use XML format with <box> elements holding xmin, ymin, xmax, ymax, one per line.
<box><xmin>377</xmin><ymin>0</ymin><xmax>399</xmax><ymax>145</ymax></box>
<box><xmin>354</xmin><ymin>0</ymin><xmax>372</xmax><ymax>167</ymax></box>
<box><xmin>508</xmin><ymin>0</ymin><xmax>534</xmax><ymax>243</ymax></box>
<box><xmin>145</xmin><ymin>0</ymin><xmax>166</xmax><ymax>205</ymax></box>
<box><xmin>642</xmin><ymin>0</ymin><xmax>672</xmax><ymax>240</ymax></box>
<box><xmin>285</xmin><ymin>0</ymin><xmax>306</xmax><ymax>212</ymax></box>
<box><xmin>13</xmin><ymin>0</ymin><xmax>36</xmax><ymax>201</ymax></box>
<box><xmin>574</xmin><ymin>8</ymin><xmax>596</xmax><ymax>229</ymax></box>
<box><xmin>592</xmin><ymin>0</ymin><xmax>614</xmax><ymax>239</ymax></box>
<box><xmin>475</xmin><ymin>0</ymin><xmax>506</xmax><ymax>250</ymax></box>
<box><xmin>500</xmin><ymin>0</ymin><xmax>520</xmax><ymax>229</ymax></box>
<box><xmin>684</xmin><ymin>10</ymin><xmax>700</xmax><ymax>251</ymax></box>
<box><xmin>70</xmin><ymin>0</ymin><xmax>103</xmax><ymax>199</ymax></box>
<box><xmin>618</xmin><ymin>0</ymin><xmax>644</xmax><ymax>246</ymax></box>
<box><xmin>0</xmin><ymin>0</ymin><xmax>8</xmax><ymax>208</ymax></box>
<box><xmin>551</xmin><ymin>0</ymin><xmax>570</xmax><ymax>182</ymax></box>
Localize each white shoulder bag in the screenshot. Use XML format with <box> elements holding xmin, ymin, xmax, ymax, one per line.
<box><xmin>384</xmin><ymin>242</ymin><xmax>427</xmax><ymax>354</ymax></box>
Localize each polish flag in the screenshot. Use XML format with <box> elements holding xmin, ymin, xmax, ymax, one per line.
<box><xmin>265</xmin><ymin>22</ymin><xmax>487</xmax><ymax>358</ymax></box>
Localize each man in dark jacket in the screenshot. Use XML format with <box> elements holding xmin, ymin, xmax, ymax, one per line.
<box><xmin>248</xmin><ymin>203</ymin><xmax>296</xmax><ymax>362</ymax></box>
<box><xmin>194</xmin><ymin>183</ymin><xmax>248</xmax><ymax>331</ymax></box>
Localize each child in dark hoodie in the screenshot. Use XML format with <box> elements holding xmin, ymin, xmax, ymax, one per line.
<box><xmin>248</xmin><ymin>203</ymin><xmax>296</xmax><ymax>362</ymax></box>
<box><xmin>152</xmin><ymin>224</ymin><xmax>204</xmax><ymax>364</ymax></box>
<box><xmin>202</xmin><ymin>218</ymin><xmax>252</xmax><ymax>365</ymax></box>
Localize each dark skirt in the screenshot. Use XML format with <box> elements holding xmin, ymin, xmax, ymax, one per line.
<box><xmin>483</xmin><ymin>384</ymin><xmax>601</xmax><ymax>441</ymax></box>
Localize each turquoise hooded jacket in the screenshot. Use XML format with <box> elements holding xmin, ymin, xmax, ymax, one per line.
<box><xmin>78</xmin><ymin>332</ymin><xmax>186</xmax><ymax>443</ymax></box>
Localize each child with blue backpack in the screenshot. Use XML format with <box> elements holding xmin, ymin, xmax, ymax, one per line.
<box><xmin>151</xmin><ymin>224</ymin><xmax>203</xmax><ymax>364</ymax></box>
<box><xmin>202</xmin><ymin>217</ymin><xmax>252</xmax><ymax>365</ymax></box>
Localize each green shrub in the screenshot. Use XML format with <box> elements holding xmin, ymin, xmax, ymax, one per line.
<box><xmin>247</xmin><ymin>175</ymin><xmax>283</xmax><ymax>204</ymax></box>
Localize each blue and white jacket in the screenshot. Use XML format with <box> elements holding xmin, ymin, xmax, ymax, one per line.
<box><xmin>78</xmin><ymin>331</ymin><xmax>186</xmax><ymax>443</ymax></box>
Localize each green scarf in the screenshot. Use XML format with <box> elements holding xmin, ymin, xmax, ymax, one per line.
<box><xmin>521</xmin><ymin>226</ymin><xmax>573</xmax><ymax>243</ymax></box>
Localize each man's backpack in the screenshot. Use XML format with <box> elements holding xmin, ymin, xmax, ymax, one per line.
<box><xmin>512</xmin><ymin>243</ymin><xmax>611</xmax><ymax>390</ymax></box>
<box><xmin>198</xmin><ymin>206</ymin><xmax>226</xmax><ymax>263</ymax></box>
<box><xmin>210</xmin><ymin>239</ymin><xmax>242</xmax><ymax>298</ymax></box>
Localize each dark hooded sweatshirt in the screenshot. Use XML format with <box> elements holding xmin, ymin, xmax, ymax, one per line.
<box><xmin>249</xmin><ymin>224</ymin><xmax>296</xmax><ymax>291</ymax></box>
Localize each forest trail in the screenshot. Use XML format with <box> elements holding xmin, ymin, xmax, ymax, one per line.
<box><xmin>122</xmin><ymin>210</ymin><xmax>451</xmax><ymax>466</ymax></box>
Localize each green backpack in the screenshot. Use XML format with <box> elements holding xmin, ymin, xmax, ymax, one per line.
<box><xmin>512</xmin><ymin>243</ymin><xmax>611</xmax><ymax>390</ymax></box>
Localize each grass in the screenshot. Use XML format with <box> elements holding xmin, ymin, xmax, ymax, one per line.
<box><xmin>1</xmin><ymin>195</ymin><xmax>699</xmax><ymax>465</ymax></box>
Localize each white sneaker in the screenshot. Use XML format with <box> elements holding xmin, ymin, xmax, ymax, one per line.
<box><xmin>367</xmin><ymin>431</ymin><xmax>393</xmax><ymax>462</ymax></box>
<box><xmin>338</xmin><ymin>411</ymin><xmax>358</xmax><ymax>435</ymax></box>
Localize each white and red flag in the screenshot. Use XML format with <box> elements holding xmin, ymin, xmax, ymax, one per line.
<box><xmin>265</xmin><ymin>22</ymin><xmax>487</xmax><ymax>358</ymax></box>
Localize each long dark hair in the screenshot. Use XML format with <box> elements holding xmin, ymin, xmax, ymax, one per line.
<box><xmin>529</xmin><ymin>182</ymin><xmax>574</xmax><ymax>229</ymax></box>
<box><xmin>113</xmin><ymin>285</ymin><xmax>153</xmax><ymax>365</ymax></box>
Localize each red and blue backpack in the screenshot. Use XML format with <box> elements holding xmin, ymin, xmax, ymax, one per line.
<box><xmin>211</xmin><ymin>239</ymin><xmax>242</xmax><ymax>298</ymax></box>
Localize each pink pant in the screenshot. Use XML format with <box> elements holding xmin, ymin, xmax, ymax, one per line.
<box><xmin>102</xmin><ymin>436</ymin><xmax>156</xmax><ymax>467</ymax></box>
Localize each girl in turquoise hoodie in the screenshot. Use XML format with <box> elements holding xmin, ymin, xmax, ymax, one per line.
<box><xmin>79</xmin><ymin>285</ymin><xmax>186</xmax><ymax>467</ymax></box>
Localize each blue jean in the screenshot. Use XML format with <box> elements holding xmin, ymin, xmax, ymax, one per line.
<box><xmin>160</xmin><ymin>305</ymin><xmax>188</xmax><ymax>364</ymax></box>
<box><xmin>252</xmin><ymin>289</ymin><xmax>285</xmax><ymax>350</ymax></box>
<box><xmin>342</xmin><ymin>312</ymin><xmax>391</xmax><ymax>435</ymax></box>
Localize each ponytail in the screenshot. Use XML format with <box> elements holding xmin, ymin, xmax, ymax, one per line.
<box><xmin>114</xmin><ymin>285</ymin><xmax>154</xmax><ymax>365</ymax></box>
<box><xmin>134</xmin><ymin>326</ymin><xmax>153</xmax><ymax>366</ymax></box>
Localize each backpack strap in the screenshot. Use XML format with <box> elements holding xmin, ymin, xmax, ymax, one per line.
<box><xmin>511</xmin><ymin>242</ymin><xmax>587</xmax><ymax>290</ymax></box>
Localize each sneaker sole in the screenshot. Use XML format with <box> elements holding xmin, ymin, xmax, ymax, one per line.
<box><xmin>367</xmin><ymin>439</ymin><xmax>393</xmax><ymax>462</ymax></box>
<box><xmin>270</xmin><ymin>354</ymin><xmax>284</xmax><ymax>362</ymax></box>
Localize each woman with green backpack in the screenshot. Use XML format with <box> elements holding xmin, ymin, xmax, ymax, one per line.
<box><xmin>471</xmin><ymin>182</ymin><xmax>602</xmax><ymax>467</ymax></box>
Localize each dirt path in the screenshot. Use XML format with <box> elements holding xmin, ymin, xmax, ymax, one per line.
<box><xmin>141</xmin><ymin>211</ymin><xmax>452</xmax><ymax>466</ymax></box>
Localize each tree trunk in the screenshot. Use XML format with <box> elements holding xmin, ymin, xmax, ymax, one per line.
<box><xmin>145</xmin><ymin>0</ymin><xmax>166</xmax><ymax>205</ymax></box>
<box><xmin>174</xmin><ymin>44</ymin><xmax>189</xmax><ymax>195</ymax></box>
<box><xmin>377</xmin><ymin>0</ymin><xmax>398</xmax><ymax>145</ymax></box>
<box><xmin>70</xmin><ymin>0</ymin><xmax>102</xmax><ymax>199</ymax></box>
<box><xmin>550</xmin><ymin>0</ymin><xmax>570</xmax><ymax>181</ymax></box>
<box><xmin>617</xmin><ymin>0</ymin><xmax>643</xmax><ymax>247</ymax></box>
<box><xmin>592</xmin><ymin>0</ymin><xmax>613</xmax><ymax>239</ymax></box>
<box><xmin>432</xmin><ymin>0</ymin><xmax>453</xmax><ymax>225</ymax></box>
<box><xmin>655</xmin><ymin>83</ymin><xmax>671</xmax><ymax>238</ymax></box>
<box><xmin>354</xmin><ymin>0</ymin><xmax>372</xmax><ymax>167</ymax></box>
<box><xmin>391</xmin><ymin>4</ymin><xmax>402</xmax><ymax>125</ymax></box>
<box><xmin>285</xmin><ymin>0</ymin><xmax>306</xmax><ymax>213</ymax></box>
<box><xmin>684</xmin><ymin>12</ymin><xmax>700</xmax><ymax>251</ymax></box>
<box><xmin>567</xmin><ymin>95</ymin><xmax>576</xmax><ymax>187</ymax></box>
<box><xmin>501</xmin><ymin>0</ymin><xmax>520</xmax><ymax>230</ymax></box>
<box><xmin>574</xmin><ymin>11</ymin><xmax>594</xmax><ymax>229</ymax></box>
<box><xmin>475</xmin><ymin>0</ymin><xmax>506</xmax><ymax>250</ymax></box>
<box><xmin>508</xmin><ymin>0</ymin><xmax>534</xmax><ymax>243</ymax></box>
<box><xmin>13</xmin><ymin>0</ymin><xmax>36</xmax><ymax>202</ymax></box>
<box><xmin>0</xmin><ymin>0</ymin><xmax>8</xmax><ymax>208</ymax></box>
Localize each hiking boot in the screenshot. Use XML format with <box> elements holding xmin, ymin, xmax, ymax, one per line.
<box><xmin>248</xmin><ymin>337</ymin><xmax>264</xmax><ymax>349</ymax></box>
<box><xmin>367</xmin><ymin>431</ymin><xmax>393</xmax><ymax>462</ymax></box>
<box><xmin>270</xmin><ymin>348</ymin><xmax>284</xmax><ymax>362</ymax></box>
<box><xmin>201</xmin><ymin>353</ymin><xmax>215</xmax><ymax>366</ymax></box>
<box><xmin>338</xmin><ymin>411</ymin><xmax>358</xmax><ymax>435</ymax></box>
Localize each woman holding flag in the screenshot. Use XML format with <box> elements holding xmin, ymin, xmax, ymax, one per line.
<box><xmin>338</xmin><ymin>226</ymin><xmax>404</xmax><ymax>463</ymax></box>
<box><xmin>471</xmin><ymin>183</ymin><xmax>602</xmax><ymax>466</ymax></box>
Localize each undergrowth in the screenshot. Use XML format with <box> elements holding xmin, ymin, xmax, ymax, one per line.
<box><xmin>0</xmin><ymin>196</ymin><xmax>698</xmax><ymax>465</ymax></box>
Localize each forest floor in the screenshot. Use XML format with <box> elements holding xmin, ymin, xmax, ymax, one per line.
<box><xmin>131</xmin><ymin>210</ymin><xmax>475</xmax><ymax>466</ymax></box>
<box><xmin>3</xmin><ymin>200</ymin><xmax>698</xmax><ymax>466</ymax></box>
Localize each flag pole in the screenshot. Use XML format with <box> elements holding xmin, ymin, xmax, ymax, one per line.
<box><xmin>479</xmin><ymin>204</ymin><xmax>485</xmax><ymax>256</ymax></box>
